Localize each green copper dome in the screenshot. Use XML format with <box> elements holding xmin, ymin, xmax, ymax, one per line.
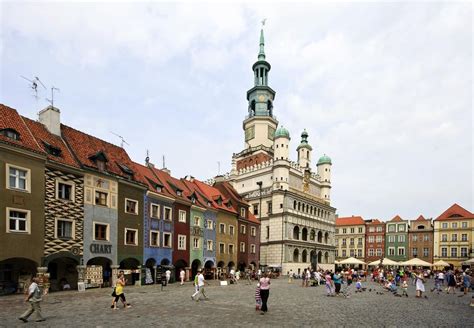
<box><xmin>317</xmin><ymin>154</ymin><xmax>332</xmax><ymax>165</ymax></box>
<box><xmin>274</xmin><ymin>126</ymin><xmax>290</xmax><ymax>139</ymax></box>
<box><xmin>296</xmin><ymin>129</ymin><xmax>312</xmax><ymax>151</ymax></box>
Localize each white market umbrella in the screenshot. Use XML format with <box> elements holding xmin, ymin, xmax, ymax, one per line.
<box><xmin>338</xmin><ymin>257</ymin><xmax>366</xmax><ymax>265</ymax></box>
<box><xmin>462</xmin><ymin>258</ymin><xmax>474</xmax><ymax>265</ymax></box>
<box><xmin>368</xmin><ymin>258</ymin><xmax>399</xmax><ymax>266</ymax></box>
<box><xmin>433</xmin><ymin>260</ymin><xmax>451</xmax><ymax>267</ymax></box>
<box><xmin>400</xmin><ymin>258</ymin><xmax>432</xmax><ymax>267</ymax></box>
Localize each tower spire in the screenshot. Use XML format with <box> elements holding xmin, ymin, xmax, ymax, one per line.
<box><xmin>258</xmin><ymin>19</ymin><xmax>266</xmax><ymax>60</ymax></box>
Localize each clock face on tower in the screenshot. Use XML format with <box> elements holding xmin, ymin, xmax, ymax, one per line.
<box><xmin>258</xmin><ymin>95</ymin><xmax>265</xmax><ymax>102</ymax></box>
<box><xmin>245</xmin><ymin>126</ymin><xmax>255</xmax><ymax>141</ymax></box>
<box><xmin>268</xmin><ymin>126</ymin><xmax>275</xmax><ymax>141</ymax></box>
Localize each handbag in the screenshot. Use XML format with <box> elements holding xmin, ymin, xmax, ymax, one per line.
<box><xmin>111</xmin><ymin>287</ymin><xmax>116</xmax><ymax>297</ymax></box>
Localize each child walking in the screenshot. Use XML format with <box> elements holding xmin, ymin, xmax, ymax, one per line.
<box><xmin>401</xmin><ymin>279</ymin><xmax>408</xmax><ymax>297</ymax></box>
<box><xmin>255</xmin><ymin>283</ymin><xmax>262</xmax><ymax>311</ymax></box>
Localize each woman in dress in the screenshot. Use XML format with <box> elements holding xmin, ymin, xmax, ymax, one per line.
<box><xmin>259</xmin><ymin>272</ymin><xmax>271</xmax><ymax>315</ymax></box>
<box><xmin>415</xmin><ymin>272</ymin><xmax>426</xmax><ymax>298</ymax></box>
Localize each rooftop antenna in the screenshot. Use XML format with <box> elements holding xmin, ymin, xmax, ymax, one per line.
<box><xmin>110</xmin><ymin>131</ymin><xmax>130</xmax><ymax>148</ymax></box>
<box><xmin>261</xmin><ymin>18</ymin><xmax>267</xmax><ymax>26</ymax></box>
<box><xmin>162</xmin><ymin>155</ymin><xmax>166</xmax><ymax>169</ymax></box>
<box><xmin>20</xmin><ymin>76</ymin><xmax>46</xmax><ymax>104</ymax></box>
<box><xmin>145</xmin><ymin>149</ymin><xmax>150</xmax><ymax>165</ymax></box>
<box><xmin>217</xmin><ymin>161</ymin><xmax>221</xmax><ymax>175</ymax></box>
<box><xmin>46</xmin><ymin>86</ymin><xmax>60</xmax><ymax>108</ymax></box>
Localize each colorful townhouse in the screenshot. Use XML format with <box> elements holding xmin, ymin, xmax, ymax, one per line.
<box><xmin>408</xmin><ymin>215</ymin><xmax>433</xmax><ymax>263</ymax></box>
<box><xmin>23</xmin><ymin>107</ymin><xmax>85</xmax><ymax>292</ymax></box>
<box><xmin>335</xmin><ymin>216</ymin><xmax>366</xmax><ymax>260</ymax></box>
<box><xmin>132</xmin><ymin>161</ymin><xmax>174</xmax><ymax>282</ymax></box>
<box><xmin>364</xmin><ymin>219</ymin><xmax>385</xmax><ymax>263</ymax></box>
<box><xmin>214</xmin><ymin>178</ymin><xmax>260</xmax><ymax>271</ymax></box>
<box><xmin>385</xmin><ymin>215</ymin><xmax>409</xmax><ymax>262</ymax></box>
<box><xmin>433</xmin><ymin>204</ymin><xmax>474</xmax><ymax>268</ymax></box>
<box><xmin>194</xmin><ymin>180</ymin><xmax>239</xmax><ymax>277</ymax></box>
<box><xmin>152</xmin><ymin>168</ymin><xmax>191</xmax><ymax>280</ymax></box>
<box><xmin>0</xmin><ymin>105</ymin><xmax>46</xmax><ymax>292</ymax></box>
<box><xmin>62</xmin><ymin>120</ymin><xmax>147</xmax><ymax>286</ymax></box>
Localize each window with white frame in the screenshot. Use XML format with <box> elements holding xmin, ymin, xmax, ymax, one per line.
<box><xmin>388</xmin><ymin>235</ymin><xmax>395</xmax><ymax>243</ymax></box>
<box><xmin>388</xmin><ymin>225</ymin><xmax>395</xmax><ymax>232</ymax></box>
<box><xmin>358</xmin><ymin>227</ymin><xmax>363</xmax><ymax>233</ymax></box>
<box><xmin>95</xmin><ymin>191</ymin><xmax>108</xmax><ymax>206</ymax></box>
<box><xmin>451</xmin><ymin>222</ymin><xmax>457</xmax><ymax>229</ymax></box>
<box><xmin>164</xmin><ymin>207</ymin><xmax>172</xmax><ymax>221</ymax></box>
<box><xmin>125</xmin><ymin>198</ymin><xmax>138</xmax><ymax>215</ymax></box>
<box><xmin>251</xmin><ymin>226</ymin><xmax>256</xmax><ymax>236</ymax></box>
<box><xmin>398</xmin><ymin>235</ymin><xmax>405</xmax><ymax>243</ymax></box>
<box><xmin>251</xmin><ymin>244</ymin><xmax>256</xmax><ymax>254</ymax></box>
<box><xmin>150</xmin><ymin>204</ymin><xmax>160</xmax><ymax>219</ymax></box>
<box><xmin>376</xmin><ymin>248</ymin><xmax>382</xmax><ymax>256</ymax></box>
<box><xmin>376</xmin><ymin>226</ymin><xmax>383</xmax><ymax>232</ymax></box>
<box><xmin>412</xmin><ymin>248</ymin><xmax>418</xmax><ymax>257</ymax></box>
<box><xmin>240</xmin><ymin>225</ymin><xmax>246</xmax><ymax>234</ymax></box>
<box><xmin>56</xmin><ymin>180</ymin><xmax>74</xmax><ymax>201</ymax></box>
<box><xmin>376</xmin><ymin>236</ymin><xmax>382</xmax><ymax>243</ymax></box>
<box><xmin>219</xmin><ymin>243</ymin><xmax>225</xmax><ymax>254</ymax></box>
<box><xmin>423</xmin><ymin>248</ymin><xmax>429</xmax><ymax>257</ymax></box>
<box><xmin>56</xmin><ymin>218</ymin><xmax>74</xmax><ymax>239</ymax></box>
<box><xmin>452</xmin><ymin>234</ymin><xmax>457</xmax><ymax>242</ymax></box>
<box><xmin>219</xmin><ymin>223</ymin><xmax>226</xmax><ymax>234</ymax></box>
<box><xmin>342</xmin><ymin>250</ymin><xmax>347</xmax><ymax>257</ymax></box>
<box><xmin>369</xmin><ymin>227</ymin><xmax>375</xmax><ymax>233</ymax></box>
<box><xmin>357</xmin><ymin>249</ymin><xmax>362</xmax><ymax>257</ymax></box>
<box><xmin>423</xmin><ymin>234</ymin><xmax>429</xmax><ymax>241</ymax></box>
<box><xmin>193</xmin><ymin>216</ymin><xmax>200</xmax><ymax>226</ymax></box>
<box><xmin>441</xmin><ymin>234</ymin><xmax>447</xmax><ymax>242</ymax></box>
<box><xmin>207</xmin><ymin>220</ymin><xmax>213</xmax><ymax>230</ymax></box>
<box><xmin>350</xmin><ymin>228</ymin><xmax>354</xmax><ymax>233</ymax></box>
<box><xmin>461</xmin><ymin>222</ymin><xmax>468</xmax><ymax>228</ymax></box>
<box><xmin>178</xmin><ymin>234</ymin><xmax>186</xmax><ymax>250</ymax></box>
<box><xmin>412</xmin><ymin>235</ymin><xmax>418</xmax><ymax>242</ymax></box>
<box><xmin>461</xmin><ymin>247</ymin><xmax>468</xmax><ymax>257</ymax></box>
<box><xmin>398</xmin><ymin>224</ymin><xmax>405</xmax><ymax>232</ymax></box>
<box><xmin>6</xmin><ymin>208</ymin><xmax>30</xmax><ymax>233</ymax></box>
<box><xmin>207</xmin><ymin>240</ymin><xmax>213</xmax><ymax>251</ymax></box>
<box><xmin>163</xmin><ymin>233</ymin><xmax>172</xmax><ymax>247</ymax></box>
<box><xmin>193</xmin><ymin>237</ymin><xmax>199</xmax><ymax>249</ymax></box>
<box><xmin>368</xmin><ymin>248</ymin><xmax>374</xmax><ymax>256</ymax></box>
<box><xmin>350</xmin><ymin>250</ymin><xmax>355</xmax><ymax>257</ymax></box>
<box><xmin>441</xmin><ymin>222</ymin><xmax>448</xmax><ymax>229</ymax></box>
<box><xmin>229</xmin><ymin>225</ymin><xmax>235</xmax><ymax>236</ymax></box>
<box><xmin>461</xmin><ymin>234</ymin><xmax>468</xmax><ymax>241</ymax></box>
<box><xmin>357</xmin><ymin>237</ymin><xmax>363</xmax><ymax>245</ymax></box>
<box><xmin>388</xmin><ymin>247</ymin><xmax>395</xmax><ymax>256</ymax></box>
<box><xmin>150</xmin><ymin>230</ymin><xmax>159</xmax><ymax>247</ymax></box>
<box><xmin>398</xmin><ymin>247</ymin><xmax>405</xmax><ymax>256</ymax></box>
<box><xmin>240</xmin><ymin>208</ymin><xmax>245</xmax><ymax>217</ymax></box>
<box><xmin>441</xmin><ymin>247</ymin><xmax>447</xmax><ymax>257</ymax></box>
<box><xmin>240</xmin><ymin>242</ymin><xmax>245</xmax><ymax>253</ymax></box>
<box><xmin>125</xmin><ymin>228</ymin><xmax>138</xmax><ymax>245</ymax></box>
<box><xmin>178</xmin><ymin>210</ymin><xmax>186</xmax><ymax>223</ymax></box>
<box><xmin>451</xmin><ymin>247</ymin><xmax>457</xmax><ymax>258</ymax></box>
<box><xmin>93</xmin><ymin>222</ymin><xmax>109</xmax><ymax>241</ymax></box>
<box><xmin>342</xmin><ymin>228</ymin><xmax>347</xmax><ymax>234</ymax></box>
<box><xmin>7</xmin><ymin>164</ymin><xmax>30</xmax><ymax>192</ymax></box>
<box><xmin>228</xmin><ymin>244</ymin><xmax>234</xmax><ymax>254</ymax></box>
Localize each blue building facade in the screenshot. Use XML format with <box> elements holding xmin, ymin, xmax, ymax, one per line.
<box><xmin>203</xmin><ymin>209</ymin><xmax>217</xmax><ymax>270</ymax></box>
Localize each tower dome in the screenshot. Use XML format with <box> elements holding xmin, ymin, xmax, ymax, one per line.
<box><xmin>317</xmin><ymin>154</ymin><xmax>332</xmax><ymax>165</ymax></box>
<box><xmin>296</xmin><ymin>129</ymin><xmax>312</xmax><ymax>151</ymax></box>
<box><xmin>274</xmin><ymin>125</ymin><xmax>290</xmax><ymax>139</ymax></box>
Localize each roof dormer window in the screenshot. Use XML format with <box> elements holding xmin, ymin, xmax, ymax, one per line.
<box><xmin>117</xmin><ymin>163</ymin><xmax>134</xmax><ymax>178</ymax></box>
<box><xmin>97</xmin><ymin>160</ymin><xmax>106</xmax><ymax>172</ymax></box>
<box><xmin>89</xmin><ymin>151</ymin><xmax>108</xmax><ymax>172</ymax></box>
<box><xmin>1</xmin><ymin>128</ymin><xmax>20</xmax><ymax>141</ymax></box>
<box><xmin>42</xmin><ymin>141</ymin><xmax>62</xmax><ymax>157</ymax></box>
<box><xmin>177</xmin><ymin>190</ymin><xmax>182</xmax><ymax>196</ymax></box>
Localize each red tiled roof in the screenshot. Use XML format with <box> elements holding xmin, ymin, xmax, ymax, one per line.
<box><xmin>435</xmin><ymin>203</ymin><xmax>473</xmax><ymax>221</ymax></box>
<box><xmin>336</xmin><ymin>216</ymin><xmax>365</xmax><ymax>226</ymax></box>
<box><xmin>390</xmin><ymin>215</ymin><xmax>404</xmax><ymax>222</ymax></box>
<box><xmin>415</xmin><ymin>215</ymin><xmax>427</xmax><ymax>221</ymax></box>
<box><xmin>193</xmin><ymin>180</ymin><xmax>237</xmax><ymax>214</ymax></box>
<box><xmin>0</xmin><ymin>104</ymin><xmax>44</xmax><ymax>154</ymax></box>
<box><xmin>150</xmin><ymin>167</ymin><xmax>190</xmax><ymax>203</ymax></box>
<box><xmin>366</xmin><ymin>219</ymin><xmax>384</xmax><ymax>225</ymax></box>
<box><xmin>214</xmin><ymin>180</ymin><xmax>250</xmax><ymax>212</ymax></box>
<box><xmin>248</xmin><ymin>212</ymin><xmax>260</xmax><ymax>225</ymax></box>
<box><xmin>61</xmin><ymin>124</ymin><xmax>146</xmax><ymax>184</ymax></box>
<box><xmin>22</xmin><ymin>117</ymin><xmax>80</xmax><ymax>168</ymax></box>
<box><xmin>181</xmin><ymin>178</ymin><xmax>210</xmax><ymax>209</ymax></box>
<box><xmin>130</xmin><ymin>162</ymin><xmax>174</xmax><ymax>199</ymax></box>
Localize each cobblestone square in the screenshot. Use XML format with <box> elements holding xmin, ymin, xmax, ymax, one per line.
<box><xmin>1</xmin><ymin>278</ymin><xmax>472</xmax><ymax>327</ymax></box>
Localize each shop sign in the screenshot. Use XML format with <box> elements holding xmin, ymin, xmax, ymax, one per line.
<box><xmin>90</xmin><ymin>243</ymin><xmax>112</xmax><ymax>254</ymax></box>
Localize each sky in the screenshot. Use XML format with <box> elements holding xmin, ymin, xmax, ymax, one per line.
<box><xmin>1</xmin><ymin>1</ymin><xmax>472</xmax><ymax>221</ymax></box>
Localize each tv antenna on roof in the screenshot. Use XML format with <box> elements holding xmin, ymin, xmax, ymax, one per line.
<box><xmin>217</xmin><ymin>161</ymin><xmax>221</xmax><ymax>175</ymax></box>
<box><xmin>20</xmin><ymin>75</ymin><xmax>46</xmax><ymax>101</ymax></box>
<box><xmin>110</xmin><ymin>131</ymin><xmax>130</xmax><ymax>148</ymax></box>
<box><xmin>46</xmin><ymin>86</ymin><xmax>60</xmax><ymax>108</ymax></box>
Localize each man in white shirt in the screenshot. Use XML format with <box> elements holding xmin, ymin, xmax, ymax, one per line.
<box><xmin>19</xmin><ymin>277</ymin><xmax>45</xmax><ymax>323</ymax></box>
<box><xmin>179</xmin><ymin>269</ymin><xmax>185</xmax><ymax>285</ymax></box>
<box><xmin>195</xmin><ymin>270</ymin><xmax>208</xmax><ymax>302</ymax></box>
<box><xmin>165</xmin><ymin>269</ymin><xmax>171</xmax><ymax>284</ymax></box>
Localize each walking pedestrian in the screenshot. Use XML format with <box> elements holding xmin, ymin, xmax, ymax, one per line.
<box><xmin>165</xmin><ymin>269</ymin><xmax>171</xmax><ymax>285</ymax></box>
<box><xmin>259</xmin><ymin>273</ymin><xmax>271</xmax><ymax>315</ymax></box>
<box><xmin>447</xmin><ymin>270</ymin><xmax>457</xmax><ymax>294</ymax></box>
<box><xmin>255</xmin><ymin>283</ymin><xmax>262</xmax><ymax>311</ymax></box>
<box><xmin>112</xmin><ymin>273</ymin><xmax>131</xmax><ymax>309</ymax></box>
<box><xmin>18</xmin><ymin>277</ymin><xmax>45</xmax><ymax>323</ymax></box>
<box><xmin>325</xmin><ymin>271</ymin><xmax>334</xmax><ymax>296</ymax></box>
<box><xmin>180</xmin><ymin>269</ymin><xmax>185</xmax><ymax>285</ymax></box>
<box><xmin>459</xmin><ymin>270</ymin><xmax>471</xmax><ymax>297</ymax></box>
<box><xmin>415</xmin><ymin>272</ymin><xmax>426</xmax><ymax>298</ymax></box>
<box><xmin>195</xmin><ymin>269</ymin><xmax>209</xmax><ymax>302</ymax></box>
<box><xmin>333</xmin><ymin>271</ymin><xmax>342</xmax><ymax>296</ymax></box>
<box><xmin>401</xmin><ymin>279</ymin><xmax>409</xmax><ymax>297</ymax></box>
<box><xmin>191</xmin><ymin>273</ymin><xmax>199</xmax><ymax>300</ymax></box>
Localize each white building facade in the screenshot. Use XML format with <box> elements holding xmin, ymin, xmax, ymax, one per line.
<box><xmin>228</xmin><ymin>28</ymin><xmax>336</xmax><ymax>274</ymax></box>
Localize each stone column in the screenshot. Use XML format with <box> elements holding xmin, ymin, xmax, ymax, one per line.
<box><xmin>111</xmin><ymin>265</ymin><xmax>120</xmax><ymax>287</ymax></box>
